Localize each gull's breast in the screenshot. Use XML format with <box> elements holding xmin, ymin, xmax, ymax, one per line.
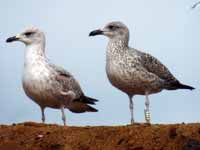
<box><xmin>22</xmin><ymin>60</ymin><xmax>59</xmax><ymax>107</ymax></box>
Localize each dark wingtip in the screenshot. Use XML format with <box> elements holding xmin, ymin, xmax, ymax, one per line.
<box><xmin>87</xmin><ymin>96</ymin><xmax>98</xmax><ymax>102</ymax></box>
<box><xmin>85</xmin><ymin>96</ymin><xmax>99</xmax><ymax>105</ymax></box>
<box><xmin>190</xmin><ymin>87</ymin><xmax>195</xmax><ymax>90</ymax></box>
<box><xmin>73</xmin><ymin>95</ymin><xmax>99</xmax><ymax>105</ymax></box>
<box><xmin>178</xmin><ymin>82</ymin><xmax>195</xmax><ymax>90</ymax></box>
<box><xmin>88</xmin><ymin>106</ymin><xmax>98</xmax><ymax>112</ymax></box>
<box><xmin>166</xmin><ymin>81</ymin><xmax>195</xmax><ymax>91</ymax></box>
<box><xmin>89</xmin><ymin>29</ymin><xmax>103</xmax><ymax>36</ymax></box>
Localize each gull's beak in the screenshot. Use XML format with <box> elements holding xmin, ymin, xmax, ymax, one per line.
<box><xmin>89</xmin><ymin>29</ymin><xmax>103</xmax><ymax>36</ymax></box>
<box><xmin>6</xmin><ymin>34</ymin><xmax>20</xmax><ymax>43</ymax></box>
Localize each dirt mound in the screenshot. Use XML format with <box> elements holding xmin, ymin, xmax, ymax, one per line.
<box><xmin>0</xmin><ymin>122</ymin><xmax>200</xmax><ymax>150</ymax></box>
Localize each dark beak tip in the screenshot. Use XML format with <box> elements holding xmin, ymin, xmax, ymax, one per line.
<box><xmin>89</xmin><ymin>32</ymin><xmax>94</xmax><ymax>36</ymax></box>
<box><xmin>6</xmin><ymin>36</ymin><xmax>18</xmax><ymax>43</ymax></box>
<box><xmin>89</xmin><ymin>31</ymin><xmax>96</xmax><ymax>36</ymax></box>
<box><xmin>6</xmin><ymin>38</ymin><xmax>11</xmax><ymax>43</ymax></box>
<box><xmin>89</xmin><ymin>30</ymin><xmax>103</xmax><ymax>36</ymax></box>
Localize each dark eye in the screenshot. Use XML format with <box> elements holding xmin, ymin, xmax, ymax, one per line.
<box><xmin>108</xmin><ymin>25</ymin><xmax>118</xmax><ymax>30</ymax></box>
<box><xmin>108</xmin><ymin>25</ymin><xmax>115</xmax><ymax>30</ymax></box>
<box><xmin>24</xmin><ymin>32</ymin><xmax>34</xmax><ymax>36</ymax></box>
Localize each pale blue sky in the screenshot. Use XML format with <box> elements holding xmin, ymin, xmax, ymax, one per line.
<box><xmin>0</xmin><ymin>0</ymin><xmax>199</xmax><ymax>126</ymax></box>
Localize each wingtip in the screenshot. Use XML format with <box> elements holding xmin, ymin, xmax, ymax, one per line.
<box><xmin>85</xmin><ymin>96</ymin><xmax>99</xmax><ymax>104</ymax></box>
<box><xmin>190</xmin><ymin>87</ymin><xmax>195</xmax><ymax>90</ymax></box>
<box><xmin>178</xmin><ymin>83</ymin><xmax>195</xmax><ymax>91</ymax></box>
<box><xmin>88</xmin><ymin>106</ymin><xmax>98</xmax><ymax>112</ymax></box>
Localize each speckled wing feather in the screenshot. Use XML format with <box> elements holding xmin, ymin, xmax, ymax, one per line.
<box><xmin>49</xmin><ymin>63</ymin><xmax>83</xmax><ymax>98</ymax></box>
<box><xmin>49</xmin><ymin>63</ymin><xmax>98</xmax><ymax>107</ymax></box>
<box><xmin>136</xmin><ymin>50</ymin><xmax>178</xmax><ymax>83</ymax></box>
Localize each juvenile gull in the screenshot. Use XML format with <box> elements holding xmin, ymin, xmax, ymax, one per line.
<box><xmin>6</xmin><ymin>27</ymin><xmax>98</xmax><ymax>125</ymax></box>
<box><xmin>89</xmin><ymin>21</ymin><xmax>194</xmax><ymax>124</ymax></box>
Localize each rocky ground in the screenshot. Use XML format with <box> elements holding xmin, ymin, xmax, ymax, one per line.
<box><xmin>0</xmin><ymin>122</ymin><xmax>200</xmax><ymax>150</ymax></box>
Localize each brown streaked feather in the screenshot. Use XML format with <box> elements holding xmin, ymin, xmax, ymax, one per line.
<box><xmin>139</xmin><ymin>51</ymin><xmax>177</xmax><ymax>83</ymax></box>
<box><xmin>49</xmin><ymin>63</ymin><xmax>83</xmax><ymax>99</ymax></box>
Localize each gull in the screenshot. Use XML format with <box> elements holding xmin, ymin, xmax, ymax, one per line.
<box><xmin>6</xmin><ymin>27</ymin><xmax>98</xmax><ymax>125</ymax></box>
<box><xmin>89</xmin><ymin>21</ymin><xmax>194</xmax><ymax>124</ymax></box>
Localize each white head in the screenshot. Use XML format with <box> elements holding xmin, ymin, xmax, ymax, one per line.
<box><xmin>6</xmin><ymin>27</ymin><xmax>46</xmax><ymax>46</ymax></box>
<box><xmin>89</xmin><ymin>21</ymin><xmax>129</xmax><ymax>41</ymax></box>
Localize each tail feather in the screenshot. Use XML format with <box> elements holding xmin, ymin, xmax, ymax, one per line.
<box><xmin>166</xmin><ymin>81</ymin><xmax>195</xmax><ymax>90</ymax></box>
<box><xmin>68</xmin><ymin>102</ymin><xmax>98</xmax><ymax>113</ymax></box>
<box><xmin>85</xmin><ymin>105</ymin><xmax>98</xmax><ymax>112</ymax></box>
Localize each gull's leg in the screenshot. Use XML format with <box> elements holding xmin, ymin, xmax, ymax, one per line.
<box><xmin>128</xmin><ymin>95</ymin><xmax>134</xmax><ymax>124</ymax></box>
<box><xmin>144</xmin><ymin>92</ymin><xmax>151</xmax><ymax>123</ymax></box>
<box><xmin>60</xmin><ymin>105</ymin><xmax>66</xmax><ymax>126</ymax></box>
<box><xmin>40</xmin><ymin>107</ymin><xmax>45</xmax><ymax>123</ymax></box>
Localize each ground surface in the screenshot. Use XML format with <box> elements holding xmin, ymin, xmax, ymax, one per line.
<box><xmin>0</xmin><ymin>122</ymin><xmax>200</xmax><ymax>150</ymax></box>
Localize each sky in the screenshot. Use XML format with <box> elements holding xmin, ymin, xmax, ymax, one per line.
<box><xmin>0</xmin><ymin>0</ymin><xmax>200</xmax><ymax>126</ymax></box>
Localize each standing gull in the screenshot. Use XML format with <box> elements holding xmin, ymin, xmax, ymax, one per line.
<box><xmin>89</xmin><ymin>21</ymin><xmax>194</xmax><ymax>124</ymax></box>
<box><xmin>6</xmin><ymin>27</ymin><xmax>98</xmax><ymax>125</ymax></box>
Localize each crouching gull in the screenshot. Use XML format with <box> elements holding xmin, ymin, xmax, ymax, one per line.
<box><xmin>89</xmin><ymin>21</ymin><xmax>194</xmax><ymax>124</ymax></box>
<box><xmin>6</xmin><ymin>27</ymin><xmax>98</xmax><ymax>125</ymax></box>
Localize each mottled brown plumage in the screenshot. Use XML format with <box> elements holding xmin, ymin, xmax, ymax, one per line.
<box><xmin>89</xmin><ymin>21</ymin><xmax>194</xmax><ymax>124</ymax></box>
<box><xmin>6</xmin><ymin>27</ymin><xmax>98</xmax><ymax>125</ymax></box>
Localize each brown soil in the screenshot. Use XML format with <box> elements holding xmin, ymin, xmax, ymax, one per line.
<box><xmin>0</xmin><ymin>122</ymin><xmax>200</xmax><ymax>150</ymax></box>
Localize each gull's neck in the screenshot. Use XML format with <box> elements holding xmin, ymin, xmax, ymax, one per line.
<box><xmin>24</xmin><ymin>43</ymin><xmax>47</xmax><ymax>67</ymax></box>
<box><xmin>107</xmin><ymin>37</ymin><xmax>129</xmax><ymax>55</ymax></box>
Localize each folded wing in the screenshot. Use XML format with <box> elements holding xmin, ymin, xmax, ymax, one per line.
<box><xmin>49</xmin><ymin>63</ymin><xmax>98</xmax><ymax>112</ymax></box>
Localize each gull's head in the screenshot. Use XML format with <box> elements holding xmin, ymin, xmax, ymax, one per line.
<box><xmin>6</xmin><ymin>27</ymin><xmax>45</xmax><ymax>46</ymax></box>
<box><xmin>89</xmin><ymin>21</ymin><xmax>129</xmax><ymax>40</ymax></box>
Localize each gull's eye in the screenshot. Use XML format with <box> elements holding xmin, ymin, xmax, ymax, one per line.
<box><xmin>24</xmin><ymin>32</ymin><xmax>34</xmax><ymax>37</ymax></box>
<box><xmin>108</xmin><ymin>25</ymin><xmax>118</xmax><ymax>30</ymax></box>
<box><xmin>108</xmin><ymin>25</ymin><xmax>115</xmax><ymax>30</ymax></box>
